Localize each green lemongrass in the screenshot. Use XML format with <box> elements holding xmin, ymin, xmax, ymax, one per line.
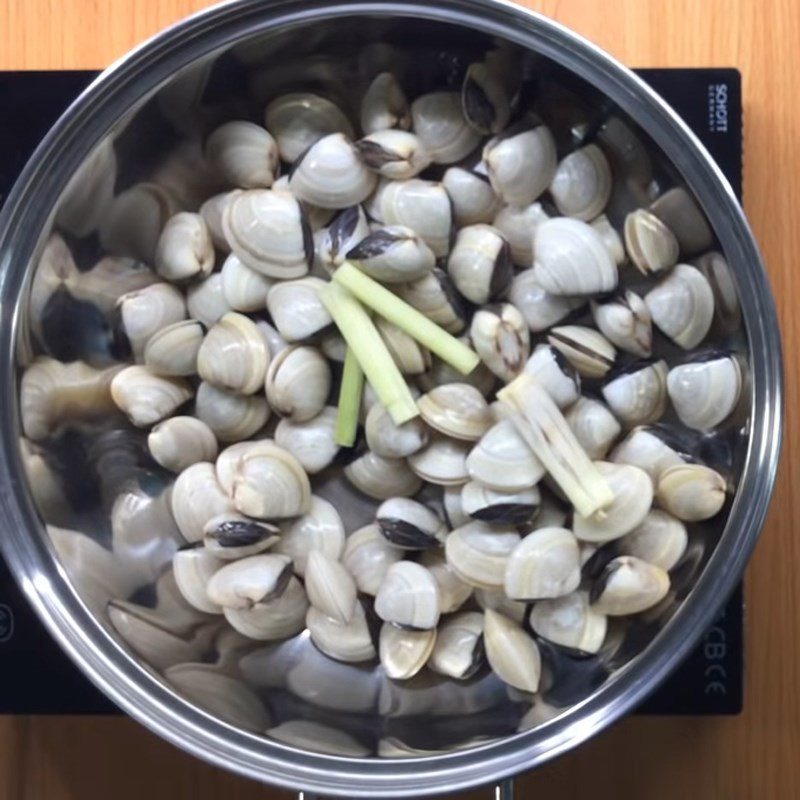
<box><xmin>319</xmin><ymin>282</ymin><xmax>419</xmax><ymax>425</ymax></box>
<box><xmin>333</xmin><ymin>262</ymin><xmax>480</xmax><ymax>375</ymax></box>
<box><xmin>497</xmin><ymin>373</ymin><xmax>614</xmax><ymax>518</ymax></box>
<box><xmin>335</xmin><ymin>347</ymin><xmax>365</xmax><ymax>447</ymax></box>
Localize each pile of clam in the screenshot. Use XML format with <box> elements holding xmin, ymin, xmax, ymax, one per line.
<box><xmin>19</xmin><ymin>44</ymin><xmax>745</xmax><ymax>701</ymax></box>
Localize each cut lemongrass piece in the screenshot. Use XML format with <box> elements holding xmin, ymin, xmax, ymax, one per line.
<box><xmin>333</xmin><ymin>262</ymin><xmax>480</xmax><ymax>375</ymax></box>
<box><xmin>335</xmin><ymin>347</ymin><xmax>365</xmax><ymax>447</ymax></box>
<box><xmin>319</xmin><ymin>282</ymin><xmax>419</xmax><ymax>425</ymax></box>
<box><xmin>497</xmin><ymin>373</ymin><xmax>614</xmax><ymax>517</ymax></box>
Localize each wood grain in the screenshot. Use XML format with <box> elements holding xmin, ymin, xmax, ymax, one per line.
<box><xmin>1</xmin><ymin>1</ymin><xmax>798</xmax><ymax>798</ymax></box>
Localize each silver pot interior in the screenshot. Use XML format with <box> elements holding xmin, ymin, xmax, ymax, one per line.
<box><xmin>3</xmin><ymin>4</ymin><xmax>765</xmax><ymax>788</ymax></box>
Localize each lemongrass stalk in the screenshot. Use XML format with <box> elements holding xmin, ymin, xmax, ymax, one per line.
<box><xmin>319</xmin><ymin>282</ymin><xmax>419</xmax><ymax>425</ymax></box>
<box><xmin>333</xmin><ymin>262</ymin><xmax>480</xmax><ymax>375</ymax></box>
<box><xmin>335</xmin><ymin>347</ymin><xmax>365</xmax><ymax>447</ymax></box>
<box><xmin>497</xmin><ymin>373</ymin><xmax>614</xmax><ymax>517</ymax></box>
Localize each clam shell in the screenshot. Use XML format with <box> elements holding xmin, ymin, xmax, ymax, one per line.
<box><xmin>222</xmin><ymin>189</ymin><xmax>312</xmax><ymax>278</ymax></box>
<box><xmin>590</xmin><ymin>214</ymin><xmax>626</xmax><ymax>266</ymax></box>
<box><xmin>590</xmin><ymin>555</ymin><xmax>670</xmax><ymax>616</ymax></box>
<box><xmin>144</xmin><ymin>320</ymin><xmax>205</xmax><ymax>377</ymax></box>
<box><xmin>656</xmin><ymin>463</ymin><xmax>726</xmax><ymax>521</ymax></box>
<box><xmin>274</xmin><ymin>406</ymin><xmax>339</xmax><ymax>474</ymax></box>
<box><xmin>532</xmin><ymin>217</ymin><xmax>618</xmax><ymax>296</ymax></box>
<box><xmin>379</xmin><ymin>623</ymin><xmax>436</xmax><ymax>680</ymax></box>
<box><xmin>371</xmin><ymin>179</ymin><xmax>453</xmax><ymax>258</ymax></box>
<box><xmin>428</xmin><ymin>611</ymin><xmax>484</xmax><ymax>680</ymax></box>
<box><xmin>220</xmin><ymin>254</ymin><xmax>274</xmax><ymax>312</ymax></box>
<box><xmin>148</xmin><ymin>416</ymin><xmax>218</xmax><ymax>473</ymax></box>
<box><xmin>483</xmin><ymin>126</ymin><xmax>557</xmax><ymax>206</ymax></box>
<box><xmin>618</xmin><ymin>509</ymin><xmax>687</xmax><ymax>572</ymax></box>
<box><xmin>172</xmin><ymin>548</ymin><xmax>224</xmax><ymax>613</ymax></box>
<box><xmin>205</xmin><ymin>120</ymin><xmax>279</xmax><ymax>189</ymax></box>
<box><xmin>483</xmin><ymin>609</ymin><xmax>541</xmax><ymax>693</ymax></box>
<box><xmin>186</xmin><ymin>273</ymin><xmax>232</xmax><ymax>328</ymax></box>
<box><xmin>508</xmin><ymin>269</ymin><xmax>584</xmax><ymax>333</ymax></box>
<box><xmin>446</xmin><ymin>224</ymin><xmax>513</xmax><ymax>305</ymax></box>
<box><xmin>564</xmin><ymin>397</ymin><xmax>621</xmax><ymax>460</ymax></box>
<box><xmin>171</xmin><ymin>462</ymin><xmax>235</xmax><ymax>544</ymax></box>
<box><xmin>304</xmin><ymin>550</ymin><xmax>358</xmax><ymax>624</ymax></box>
<box><xmin>317</xmin><ymin>205</ymin><xmax>370</xmax><ymax>272</ymax></box>
<box><xmin>419</xmin><ymin>550</ymin><xmax>473</xmax><ymax>614</ymax></box>
<box><xmin>306</xmin><ymin>602</ymin><xmax>376</xmax><ymax>663</ymax></box>
<box><xmin>644</xmin><ymin>263</ymin><xmax>714</xmax><ymax>349</ymax></box>
<box><xmin>602</xmin><ymin>359</ymin><xmax>668</xmax><ymax>427</ymax></box>
<box><xmin>195</xmin><ymin>381</ymin><xmax>270</xmax><ymax>442</ymax></box>
<box><xmin>342</xmin><ymin>523</ymin><xmax>404</xmax><ymax>596</ymax></box>
<box><xmin>493</xmin><ymin>201</ymin><xmax>550</xmax><ymax>266</ymax></box>
<box><xmin>608</xmin><ymin>427</ymin><xmax>685</xmax><ymax>484</ymax></box>
<box><xmin>345</xmin><ymin>451</ymin><xmax>423</xmax><ymax>499</ymax></box>
<box><xmin>444</xmin><ymin>521</ymin><xmax>521</xmax><ymax>589</ymax></box>
<box><xmin>264</xmin><ymin>92</ymin><xmax>354</xmax><ymax>163</ymax></box>
<box><xmin>474</xmin><ymin>587</ymin><xmax>527</xmax><ymax>624</ymax></box>
<box><xmin>666</xmin><ymin>354</ymin><xmax>742</xmax><ymax>432</ymax></box>
<box><xmin>417</xmin><ymin>383</ymin><xmax>492</xmax><ymax>442</ymax></box>
<box><xmin>550</xmin><ymin>144</ymin><xmax>612</xmax><ymax>221</ymax></box>
<box><xmin>347</xmin><ymin>225</ymin><xmax>435</xmax><ymax>284</ymax></box>
<box><xmin>408</xmin><ymin>434</ymin><xmax>471</xmax><ymax>486</ymax></box>
<box><xmin>461</xmin><ymin>481</ymin><xmax>541</xmax><ymax>525</ymax></box>
<box><xmin>356</xmin><ymin>129</ymin><xmax>431</xmax><ymax>180</ymax></box>
<box><xmin>649</xmin><ymin>187</ymin><xmax>714</xmax><ymax>256</ymax></box>
<box><xmin>361</xmin><ymin>72</ymin><xmax>411</xmax><ymax>135</ymax></box>
<box><xmin>504</xmin><ymin>526</ymin><xmax>581</xmax><ymax>600</ymax></box>
<box><xmin>266</xmin><ymin>277</ymin><xmax>333</xmax><ymax>342</ymax></box>
<box><xmin>375</xmin><ymin>560</ymin><xmax>440</xmax><ymax>630</ymax></box>
<box><xmin>376</xmin><ymin>317</ymin><xmax>431</xmax><ymax>375</ymax></box>
<box><xmin>591</xmin><ymin>290</ymin><xmax>652</xmax><ymax>357</ymax></box>
<box><xmin>462</xmin><ymin>61</ymin><xmax>512</xmax><ymax>135</ymax></box>
<box><xmin>197</xmin><ymin>312</ymin><xmax>269</xmax><ymax>396</ymax></box>
<box><xmin>224</xmin><ymin>575</ymin><xmax>308</xmax><ymax>640</ymax></box>
<box><xmin>202</xmin><ymin>513</ymin><xmax>280</xmax><ymax>560</ymax></box>
<box><xmin>528</xmin><ymin>590</ymin><xmax>607</xmax><ymax>653</ymax></box>
<box><xmin>155</xmin><ymin>212</ymin><xmax>214</xmax><ymax>283</ymax></box>
<box><xmin>289</xmin><ymin>132</ymin><xmax>377</xmax><ymax>209</ymax></box>
<box><xmin>624</xmin><ymin>209</ymin><xmax>680</xmax><ymax>275</ymax></box>
<box><xmin>275</xmin><ymin>495</ymin><xmax>345</xmax><ymax>576</ymax></box>
<box><xmin>443</xmin><ymin>167</ymin><xmax>501</xmax><ymax>227</ymax></box>
<box><xmin>523</xmin><ymin>344</ymin><xmax>581</xmax><ymax>409</ymax></box>
<box><xmin>365</xmin><ymin>401</ymin><xmax>429</xmax><ymax>459</ymax></box>
<box><xmin>376</xmin><ymin>498</ymin><xmax>446</xmax><ymax>549</ymax></box>
<box><xmin>265</xmin><ymin>345</ymin><xmax>331</xmax><ymax>423</ymax></box>
<box><xmin>573</xmin><ymin>461</ymin><xmax>653</xmax><ymax>543</ymax></box>
<box><xmin>397</xmin><ymin>268</ymin><xmax>466</xmax><ymax>334</ymax></box>
<box><xmin>411</xmin><ymin>91</ymin><xmax>480</xmax><ymax>164</ymax></box>
<box><xmin>548</xmin><ymin>325</ymin><xmax>616</xmax><ymax>379</ymax></box>
<box><xmin>206</xmin><ymin>553</ymin><xmax>293</xmax><ymax>609</ymax></box>
<box><xmin>466</xmin><ymin>419</ymin><xmax>545</xmax><ymax>492</ymax></box>
<box><xmin>110</xmin><ymin>366</ymin><xmax>192</xmax><ymax>428</ymax></box>
<box><xmin>114</xmin><ymin>282</ymin><xmax>187</xmax><ymax>360</ymax></box>
<box><xmin>200</xmin><ymin>191</ymin><xmax>239</xmax><ymax>253</ymax></box>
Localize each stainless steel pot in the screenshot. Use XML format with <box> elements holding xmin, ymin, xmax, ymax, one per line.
<box><xmin>0</xmin><ymin>0</ymin><xmax>782</xmax><ymax>797</ymax></box>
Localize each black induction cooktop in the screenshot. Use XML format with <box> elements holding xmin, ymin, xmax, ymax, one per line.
<box><xmin>0</xmin><ymin>68</ymin><xmax>744</xmax><ymax>716</ymax></box>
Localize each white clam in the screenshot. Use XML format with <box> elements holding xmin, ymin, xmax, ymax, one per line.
<box><xmin>508</xmin><ymin>269</ymin><xmax>583</xmax><ymax>333</ymax></box>
<box><xmin>195</xmin><ymin>381</ymin><xmax>270</xmax><ymax>442</ymax></box>
<box><xmin>618</xmin><ymin>509</ymin><xmax>688</xmax><ymax>572</ymax></box>
<box><xmin>376</xmin><ymin>498</ymin><xmax>447</xmax><ymax>550</ymax></box>
<box><xmin>411</xmin><ymin>91</ymin><xmax>481</xmax><ymax>164</ymax></box>
<box><xmin>356</xmin><ymin>129</ymin><xmax>431</xmax><ymax>180</ymax></box>
<box><xmin>172</xmin><ymin>548</ymin><xmax>224</xmax><ymax>614</ymax></box>
<box><xmin>443</xmin><ymin>167</ymin><xmax>501</xmax><ymax>227</ymax></box>
<box><xmin>428</xmin><ymin>611</ymin><xmax>484</xmax><ymax>680</ymax></box>
<box><xmin>144</xmin><ymin>319</ymin><xmax>205</xmax><ymax>377</ymax></box>
<box><xmin>667</xmin><ymin>354</ymin><xmax>742</xmax><ymax>431</ymax></box>
<box><xmin>493</xmin><ymin>201</ymin><xmax>550</xmax><ymax>266</ymax></box>
<box><xmin>379</xmin><ymin>623</ymin><xmax>436</xmax><ymax>680</ymax></box>
<box><xmin>564</xmin><ymin>397</ymin><xmax>621</xmax><ymax>460</ymax></box>
<box><xmin>548</xmin><ymin>325</ymin><xmax>617</xmax><ymax>379</ymax></box>
<box><xmin>483</xmin><ymin>125</ymin><xmax>557</xmax><ymax>206</ymax></box>
<box><xmin>532</xmin><ymin>217</ymin><xmax>618</xmax><ymax>296</ymax></box>
<box><xmin>461</xmin><ymin>481</ymin><xmax>541</xmax><ymax>525</ymax></box>
<box><xmin>645</xmin><ymin>263</ymin><xmax>715</xmax><ymax>349</ymax></box>
<box><xmin>656</xmin><ymin>463</ymin><xmax>726</xmax><ymax>521</ymax></box>
<box><xmin>205</xmin><ymin>120</ymin><xmax>279</xmax><ymax>189</ymax></box>
<box><xmin>186</xmin><ymin>273</ymin><xmax>232</xmax><ymax>328</ymax></box>
<box><xmin>447</xmin><ymin>224</ymin><xmax>513</xmax><ymax>305</ymax></box>
<box><xmin>275</xmin><ymin>495</ymin><xmax>345</xmax><ymax>576</ymax></box>
<box><xmin>220</xmin><ymin>254</ymin><xmax>274</xmax><ymax>312</ymax></box>
<box><xmin>155</xmin><ymin>212</ymin><xmax>214</xmax><ymax>283</ymax></box>
<box><xmin>171</xmin><ymin>461</ymin><xmax>235</xmax><ymax>543</ymax></box>
<box><xmin>265</xmin><ymin>345</ymin><xmax>331</xmax><ymax>423</ymax></box>
<box><xmin>197</xmin><ymin>312</ymin><xmax>270</xmax><ymax>396</ymax></box>
<box><xmin>419</xmin><ymin>550</ymin><xmax>473</xmax><ymax>614</ymax></box>
<box><xmin>342</xmin><ymin>523</ymin><xmax>404</xmax><ymax>596</ymax></box>
<box><xmin>444</xmin><ymin>521</ymin><xmax>521</xmax><ymax>589</ymax></box>
<box><xmin>114</xmin><ymin>282</ymin><xmax>187</xmax><ymax>360</ymax></box>
<box><xmin>224</xmin><ymin>575</ymin><xmax>309</xmax><ymax>640</ymax></box>
<box><xmin>289</xmin><ymin>132</ymin><xmax>377</xmax><ymax>209</ymax></box>
<box><xmin>474</xmin><ymin>587</ymin><xmax>527</xmax><ymax>624</ymax></box>
<box><xmin>483</xmin><ymin>609</ymin><xmax>541</xmax><ymax>693</ymax></box>
<box><xmin>608</xmin><ymin>427</ymin><xmax>685</xmax><ymax>484</ymax></box>
<box><xmin>408</xmin><ymin>434</ymin><xmax>471</xmax><ymax>486</ymax></box>
<box><xmin>590</xmin><ymin>556</ymin><xmax>670</xmax><ymax>616</ymax></box>
<box><xmin>504</xmin><ymin>527</ymin><xmax>581</xmax><ymax>600</ymax></box>
<box><xmin>550</xmin><ymin>144</ymin><xmax>612</xmax><ymax>221</ymax></box>
<box><xmin>365</xmin><ymin>401</ymin><xmax>429</xmax><ymax>459</ymax></box>
<box><xmin>573</xmin><ymin>461</ymin><xmax>653</xmax><ymax>543</ymax></box>
<box><xmin>361</xmin><ymin>72</ymin><xmax>411</xmax><ymax>134</ymax></box>
<box><xmin>624</xmin><ymin>208</ymin><xmax>680</xmax><ymax>275</ymax></box>
<box><xmin>466</xmin><ymin>419</ymin><xmax>545</xmax><ymax>492</ymax></box>
<box><xmin>304</xmin><ymin>550</ymin><xmax>358</xmax><ymax>624</ymax></box>
<box><xmin>591</xmin><ymin>290</ymin><xmax>653</xmax><ymax>357</ymax></box>
<box><xmin>266</xmin><ymin>277</ymin><xmax>333</xmax><ymax>342</ymax></box>
<box><xmin>602</xmin><ymin>359</ymin><xmax>669</xmax><ymax>427</ymax></box>
<box><xmin>417</xmin><ymin>383</ymin><xmax>493</xmax><ymax>442</ymax></box>
<box><xmin>206</xmin><ymin>553</ymin><xmax>293</xmax><ymax>609</ymax></box>
<box><xmin>529</xmin><ymin>590</ymin><xmax>607</xmax><ymax>653</ymax></box>
<box><xmin>375</xmin><ymin>560</ymin><xmax>440</xmax><ymax>630</ymax></box>
<box><xmin>148</xmin><ymin>416</ymin><xmax>218</xmax><ymax>472</ymax></box>
<box><xmin>110</xmin><ymin>366</ymin><xmax>192</xmax><ymax>428</ymax></box>
<box><xmin>222</xmin><ymin>189</ymin><xmax>312</xmax><ymax>278</ymax></box>
<box><xmin>306</xmin><ymin>603</ymin><xmax>376</xmax><ymax>663</ymax></box>
<box><xmin>274</xmin><ymin>406</ymin><xmax>339</xmax><ymax>474</ymax></box>
<box><xmin>345</xmin><ymin>451</ymin><xmax>423</xmax><ymax>499</ymax></box>
<box><xmin>523</xmin><ymin>344</ymin><xmax>581</xmax><ymax>409</ymax></box>
<box><xmin>202</xmin><ymin>513</ymin><xmax>280</xmax><ymax>560</ymax></box>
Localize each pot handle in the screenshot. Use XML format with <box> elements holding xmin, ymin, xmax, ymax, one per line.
<box><xmin>298</xmin><ymin>779</ymin><xmax>515</xmax><ymax>799</ymax></box>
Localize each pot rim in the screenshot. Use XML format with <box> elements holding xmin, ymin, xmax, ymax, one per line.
<box><xmin>0</xmin><ymin>0</ymin><xmax>783</xmax><ymax>796</ymax></box>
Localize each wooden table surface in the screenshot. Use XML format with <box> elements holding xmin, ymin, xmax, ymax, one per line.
<box><xmin>0</xmin><ymin>0</ymin><xmax>798</xmax><ymax>798</ymax></box>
